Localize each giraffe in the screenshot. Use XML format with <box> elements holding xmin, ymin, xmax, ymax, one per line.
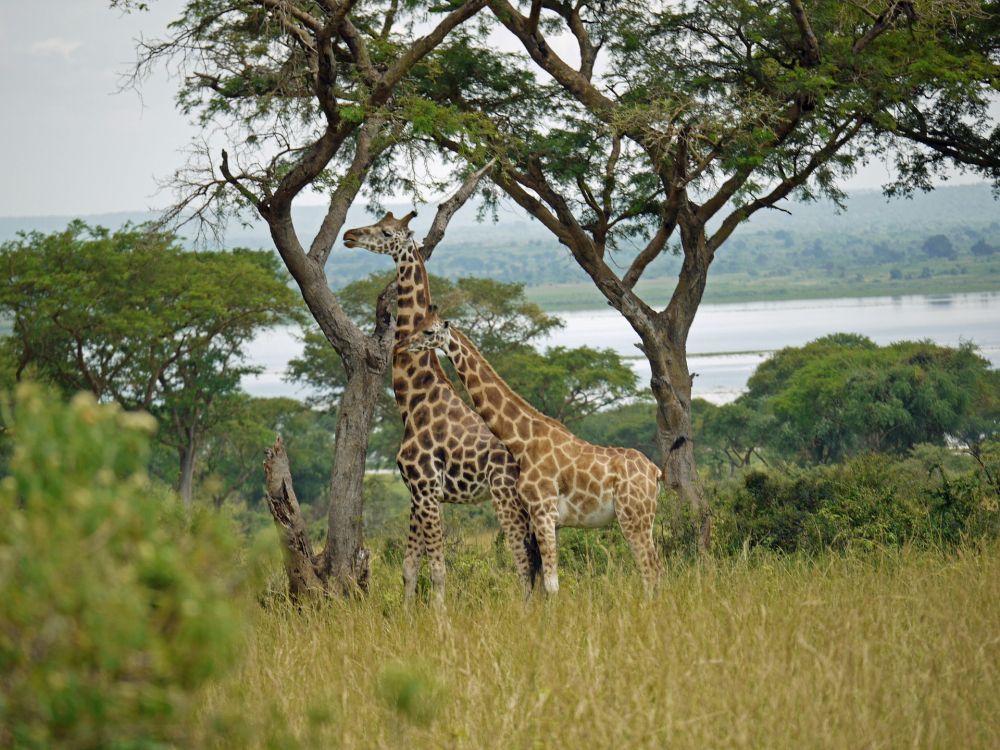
<box><xmin>342</xmin><ymin>211</ymin><xmax>540</xmax><ymax>604</ymax></box>
<box><xmin>402</xmin><ymin>310</ymin><xmax>663</xmax><ymax>594</ymax></box>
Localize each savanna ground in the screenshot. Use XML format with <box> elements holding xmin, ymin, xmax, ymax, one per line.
<box><xmin>194</xmin><ymin>538</ymin><xmax>1000</xmax><ymax>749</ymax></box>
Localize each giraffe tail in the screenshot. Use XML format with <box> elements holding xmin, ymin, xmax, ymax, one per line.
<box><xmin>524</xmin><ymin>529</ymin><xmax>542</xmax><ymax>590</ymax></box>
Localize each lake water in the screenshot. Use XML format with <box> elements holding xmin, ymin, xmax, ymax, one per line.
<box><xmin>244</xmin><ymin>292</ymin><xmax>1000</xmax><ymax>404</ymax></box>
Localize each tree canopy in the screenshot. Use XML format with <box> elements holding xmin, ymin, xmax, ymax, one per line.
<box><xmin>704</xmin><ymin>334</ymin><xmax>998</xmax><ymax>466</ymax></box>
<box><xmin>0</xmin><ymin>222</ymin><xmax>302</xmax><ymax>501</ymax></box>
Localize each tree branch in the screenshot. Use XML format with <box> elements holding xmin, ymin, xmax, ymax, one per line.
<box><xmin>308</xmin><ymin>114</ymin><xmax>388</xmax><ymax>266</ymax></box>
<box><xmin>788</xmin><ymin>0</ymin><xmax>821</xmax><ymax>66</ymax></box>
<box><xmin>708</xmin><ymin>118</ymin><xmax>864</xmax><ymax>251</ymax></box>
<box><xmin>852</xmin><ymin>1</ymin><xmax>917</xmax><ymax>55</ymax></box>
<box><xmin>420</xmin><ymin>158</ymin><xmax>496</xmax><ymax>258</ymax></box>
<box><xmin>219</xmin><ymin>149</ymin><xmax>264</xmax><ymax>209</ymax></box>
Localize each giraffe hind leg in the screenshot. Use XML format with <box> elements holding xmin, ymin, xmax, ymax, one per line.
<box><xmin>614</xmin><ymin>478</ymin><xmax>662</xmax><ymax>591</ymax></box>
<box><xmin>488</xmin><ymin>468</ymin><xmax>541</xmax><ymax>596</ymax></box>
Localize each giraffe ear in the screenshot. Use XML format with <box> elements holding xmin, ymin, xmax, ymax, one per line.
<box><xmin>401</xmin><ymin>210</ymin><xmax>417</xmax><ymax>227</ymax></box>
<box><xmin>429</xmin><ymin>304</ymin><xmax>438</xmax><ymax>313</ymax></box>
<box><xmin>442</xmin><ymin>321</ymin><xmax>450</xmax><ymax>329</ymax></box>
<box><xmin>384</xmin><ymin>211</ymin><xmax>396</xmax><ymax>221</ymax></box>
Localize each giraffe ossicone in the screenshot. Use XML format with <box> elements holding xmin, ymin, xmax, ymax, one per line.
<box><xmin>341</xmin><ymin>211</ymin><xmax>541</xmax><ymax>606</ymax></box>
<box><xmin>404</xmin><ymin>309</ymin><xmax>663</xmax><ymax>593</ymax></box>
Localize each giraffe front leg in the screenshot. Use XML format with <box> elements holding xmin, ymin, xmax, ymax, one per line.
<box><xmin>535</xmin><ymin>514</ymin><xmax>559</xmax><ymax>595</ymax></box>
<box><xmin>519</xmin><ymin>477</ymin><xmax>560</xmax><ymax>595</ymax></box>
<box><xmin>402</xmin><ymin>508</ymin><xmax>423</xmax><ymax>605</ymax></box>
<box><xmin>411</xmin><ymin>491</ymin><xmax>446</xmax><ymax>609</ymax></box>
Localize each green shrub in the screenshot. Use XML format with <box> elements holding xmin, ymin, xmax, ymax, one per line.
<box><xmin>0</xmin><ymin>386</ymin><xmax>250</xmax><ymax>749</ymax></box>
<box><xmin>714</xmin><ymin>449</ymin><xmax>1000</xmax><ymax>554</ymax></box>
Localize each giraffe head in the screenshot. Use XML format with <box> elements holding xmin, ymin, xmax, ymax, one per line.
<box><xmin>342</xmin><ymin>210</ymin><xmax>417</xmax><ymax>258</ymax></box>
<box><xmin>403</xmin><ymin>307</ymin><xmax>451</xmax><ymax>353</ymax></box>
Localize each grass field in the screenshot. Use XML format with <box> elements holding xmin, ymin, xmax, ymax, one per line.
<box><xmin>192</xmin><ymin>542</ymin><xmax>1000</xmax><ymax>749</ymax></box>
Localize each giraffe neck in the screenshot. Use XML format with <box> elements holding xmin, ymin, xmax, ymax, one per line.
<box><xmin>392</xmin><ymin>242</ymin><xmax>447</xmax><ymax>411</ymax></box>
<box><xmin>445</xmin><ymin>327</ymin><xmax>570</xmax><ymax>450</ymax></box>
<box><xmin>393</xmin><ymin>241</ymin><xmax>431</xmax><ymax>337</ymax></box>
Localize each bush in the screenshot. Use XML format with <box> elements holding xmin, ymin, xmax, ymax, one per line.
<box><xmin>714</xmin><ymin>449</ymin><xmax>1000</xmax><ymax>554</ymax></box>
<box><xmin>0</xmin><ymin>386</ymin><xmax>251</xmax><ymax>749</ymax></box>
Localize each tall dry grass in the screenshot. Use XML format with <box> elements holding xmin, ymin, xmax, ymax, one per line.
<box><xmin>195</xmin><ymin>543</ymin><xmax>1000</xmax><ymax>749</ymax></box>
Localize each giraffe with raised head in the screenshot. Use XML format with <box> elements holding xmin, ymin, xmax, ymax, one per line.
<box><xmin>403</xmin><ymin>310</ymin><xmax>663</xmax><ymax>594</ymax></box>
<box><xmin>343</xmin><ymin>211</ymin><xmax>539</xmax><ymax>604</ymax></box>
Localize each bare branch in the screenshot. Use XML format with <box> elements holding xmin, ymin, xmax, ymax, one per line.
<box><xmin>219</xmin><ymin>149</ymin><xmax>264</xmax><ymax>209</ymax></box>
<box><xmin>489</xmin><ymin>0</ymin><xmax>616</xmax><ymax>120</ymax></box>
<box><xmin>420</xmin><ymin>158</ymin><xmax>497</xmax><ymax>258</ymax></box>
<box><xmin>622</xmin><ymin>217</ymin><xmax>672</xmax><ymax>290</ymax></box>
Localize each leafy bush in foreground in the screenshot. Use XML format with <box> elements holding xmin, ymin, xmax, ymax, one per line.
<box><xmin>0</xmin><ymin>386</ymin><xmax>250</xmax><ymax>749</ymax></box>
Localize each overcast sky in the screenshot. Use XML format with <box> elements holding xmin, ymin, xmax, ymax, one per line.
<box><xmin>0</xmin><ymin>1</ymin><xmax>988</xmax><ymax>219</ymax></box>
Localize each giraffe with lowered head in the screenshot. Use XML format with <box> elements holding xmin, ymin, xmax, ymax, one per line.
<box><xmin>403</xmin><ymin>309</ymin><xmax>663</xmax><ymax>593</ymax></box>
<box><xmin>343</xmin><ymin>211</ymin><xmax>539</xmax><ymax>604</ymax></box>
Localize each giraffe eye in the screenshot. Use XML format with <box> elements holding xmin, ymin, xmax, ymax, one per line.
<box><xmin>423</xmin><ymin>330</ymin><xmax>432</xmax><ymax>336</ymax></box>
<box><xmin>382</xmin><ymin>230</ymin><xmax>392</xmax><ymax>237</ymax></box>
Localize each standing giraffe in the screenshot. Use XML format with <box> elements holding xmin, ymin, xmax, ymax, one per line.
<box><xmin>343</xmin><ymin>211</ymin><xmax>539</xmax><ymax>604</ymax></box>
<box><xmin>403</xmin><ymin>311</ymin><xmax>663</xmax><ymax>593</ymax></box>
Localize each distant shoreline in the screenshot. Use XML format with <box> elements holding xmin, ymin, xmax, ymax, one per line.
<box><xmin>527</xmin><ymin>275</ymin><xmax>1000</xmax><ymax>312</ymax></box>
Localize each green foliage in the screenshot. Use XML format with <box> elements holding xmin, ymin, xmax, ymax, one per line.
<box><xmin>0</xmin><ymin>222</ymin><xmax>303</xmax><ymax>495</ymax></box>
<box><xmin>923</xmin><ymin>234</ymin><xmax>957</xmax><ymax>259</ymax></box>
<box><xmin>196</xmin><ymin>395</ymin><xmax>336</xmax><ymax>510</ymax></box>
<box><xmin>0</xmin><ymin>385</ymin><xmax>252</xmax><ymax>749</ymax></box>
<box><xmin>714</xmin><ymin>449</ymin><xmax>1000</xmax><ymax>554</ymax></box>
<box><xmin>695</xmin><ymin>397</ymin><xmax>774</xmax><ymax>474</ymax></box>
<box><xmin>718</xmin><ymin>335</ymin><xmax>998</xmax><ymax>466</ymax></box>
<box><xmin>495</xmin><ymin>345</ymin><xmax>640</xmax><ymax>425</ymax></box>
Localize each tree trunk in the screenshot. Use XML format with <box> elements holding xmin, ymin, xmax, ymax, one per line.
<box><xmin>647</xmin><ymin>214</ymin><xmax>713</xmax><ymax>553</ymax></box>
<box><xmin>263</xmin><ymin>436</ymin><xmax>326</xmax><ymax>600</ymax></box>
<box><xmin>318</xmin><ymin>364</ymin><xmax>378</xmax><ymax>595</ymax></box>
<box><xmin>647</xmin><ymin>336</ymin><xmax>712</xmax><ymax>553</ymax></box>
<box><xmin>262</xmin><ymin>370</ymin><xmax>379</xmax><ymax>600</ymax></box>
<box><xmin>177</xmin><ymin>433</ymin><xmax>197</xmax><ymax>506</ymax></box>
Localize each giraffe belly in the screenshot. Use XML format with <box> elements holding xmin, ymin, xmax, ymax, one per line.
<box><xmin>557</xmin><ymin>493</ymin><xmax>616</xmax><ymax>529</ymax></box>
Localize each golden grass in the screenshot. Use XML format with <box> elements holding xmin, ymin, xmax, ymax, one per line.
<box><xmin>196</xmin><ymin>544</ymin><xmax>1000</xmax><ymax>749</ymax></box>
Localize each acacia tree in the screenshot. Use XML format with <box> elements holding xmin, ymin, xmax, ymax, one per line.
<box><xmin>430</xmin><ymin>0</ymin><xmax>1000</xmax><ymax>549</ymax></box>
<box><xmin>0</xmin><ymin>223</ymin><xmax>300</xmax><ymax>504</ymax></box>
<box><xmin>116</xmin><ymin>0</ymin><xmax>492</xmax><ymax>594</ymax></box>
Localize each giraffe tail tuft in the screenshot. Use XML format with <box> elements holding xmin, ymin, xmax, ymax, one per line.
<box><xmin>525</xmin><ymin>530</ymin><xmax>542</xmax><ymax>590</ymax></box>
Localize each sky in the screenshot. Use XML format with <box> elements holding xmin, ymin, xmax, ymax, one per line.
<box><xmin>0</xmin><ymin>1</ymin><xmax>989</xmax><ymax>219</ymax></box>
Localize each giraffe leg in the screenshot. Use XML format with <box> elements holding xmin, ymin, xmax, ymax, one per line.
<box><xmin>615</xmin><ymin>481</ymin><xmax>662</xmax><ymax>591</ymax></box>
<box><xmin>488</xmin><ymin>467</ymin><xmax>539</xmax><ymax>596</ymax></box>
<box><xmin>401</xmin><ymin>473</ymin><xmax>443</xmax><ymax>606</ymax></box>
<box><xmin>420</xmin><ymin>499</ymin><xmax>447</xmax><ymax>609</ymax></box>
<box><xmin>534</xmin><ymin>513</ymin><xmax>560</xmax><ymax>595</ymax></box>
<box><xmin>402</xmin><ymin>507</ymin><xmax>424</xmax><ymax>604</ymax></box>
<box><xmin>500</xmin><ymin>504</ymin><xmax>539</xmax><ymax>597</ymax></box>
<box><xmin>518</xmin><ymin>477</ymin><xmax>560</xmax><ymax>595</ymax></box>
